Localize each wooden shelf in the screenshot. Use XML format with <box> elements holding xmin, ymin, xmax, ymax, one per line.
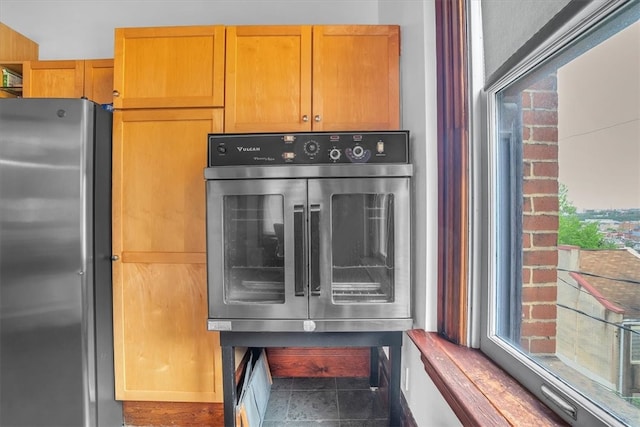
<box><xmin>1</xmin><ymin>61</ymin><xmax>24</xmax><ymax>97</ymax></box>
<box><xmin>0</xmin><ymin>86</ymin><xmax>22</xmax><ymax>96</ymax></box>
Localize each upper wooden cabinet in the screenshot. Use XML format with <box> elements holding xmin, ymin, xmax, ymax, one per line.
<box><xmin>225</xmin><ymin>26</ymin><xmax>312</xmax><ymax>132</ymax></box>
<box><xmin>84</xmin><ymin>59</ymin><xmax>115</xmax><ymax>104</ymax></box>
<box><xmin>22</xmin><ymin>59</ymin><xmax>114</xmax><ymax>104</ymax></box>
<box><xmin>0</xmin><ymin>22</ymin><xmax>38</xmax><ymax>61</ymax></box>
<box><xmin>312</xmin><ymin>26</ymin><xmax>400</xmax><ymax>131</ymax></box>
<box><xmin>23</xmin><ymin>60</ymin><xmax>84</xmax><ymax>98</ymax></box>
<box><xmin>113</xmin><ymin>26</ymin><xmax>225</xmax><ymax>109</ymax></box>
<box><xmin>225</xmin><ymin>25</ymin><xmax>400</xmax><ymax>132</ymax></box>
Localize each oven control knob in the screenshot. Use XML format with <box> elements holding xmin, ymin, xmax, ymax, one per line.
<box><xmin>345</xmin><ymin>146</ymin><xmax>371</xmax><ymax>163</ymax></box>
<box><xmin>329</xmin><ymin>148</ymin><xmax>341</xmax><ymax>161</ymax></box>
<box><xmin>216</xmin><ymin>144</ymin><xmax>227</xmax><ymax>154</ymax></box>
<box><xmin>304</xmin><ymin>140</ymin><xmax>319</xmax><ymax>156</ymax></box>
<box><xmin>303</xmin><ymin>320</ymin><xmax>316</xmax><ymax>332</ymax></box>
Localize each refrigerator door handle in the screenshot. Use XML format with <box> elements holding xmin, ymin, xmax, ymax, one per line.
<box><xmin>293</xmin><ymin>204</ymin><xmax>306</xmax><ymax>296</ymax></box>
<box><xmin>309</xmin><ymin>204</ymin><xmax>321</xmax><ymax>296</ymax></box>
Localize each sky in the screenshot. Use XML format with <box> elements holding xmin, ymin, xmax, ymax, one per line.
<box><xmin>557</xmin><ymin>21</ymin><xmax>640</xmax><ymax>211</ymax></box>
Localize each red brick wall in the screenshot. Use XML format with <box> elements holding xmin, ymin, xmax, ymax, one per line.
<box><xmin>520</xmin><ymin>73</ymin><xmax>558</xmax><ymax>355</ymax></box>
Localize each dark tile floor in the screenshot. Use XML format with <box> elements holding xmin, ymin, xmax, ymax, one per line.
<box><xmin>263</xmin><ymin>377</ymin><xmax>389</xmax><ymax>427</ymax></box>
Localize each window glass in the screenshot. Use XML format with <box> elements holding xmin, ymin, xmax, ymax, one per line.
<box><xmin>485</xmin><ymin>2</ymin><xmax>640</xmax><ymax>425</ymax></box>
<box><xmin>331</xmin><ymin>193</ymin><xmax>395</xmax><ymax>303</ymax></box>
<box><xmin>223</xmin><ymin>194</ymin><xmax>285</xmax><ymax>304</ymax></box>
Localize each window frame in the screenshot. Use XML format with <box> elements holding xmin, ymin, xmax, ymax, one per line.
<box><xmin>478</xmin><ymin>0</ymin><xmax>638</xmax><ymax>425</ymax></box>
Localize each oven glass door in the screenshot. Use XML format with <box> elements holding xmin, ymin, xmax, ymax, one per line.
<box><xmin>206</xmin><ymin>179</ymin><xmax>308</xmax><ymax>319</ymax></box>
<box><xmin>307</xmin><ymin>177</ymin><xmax>411</xmax><ymax>320</ymax></box>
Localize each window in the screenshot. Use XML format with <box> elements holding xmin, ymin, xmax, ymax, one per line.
<box><xmin>481</xmin><ymin>1</ymin><xmax>640</xmax><ymax>425</ymax></box>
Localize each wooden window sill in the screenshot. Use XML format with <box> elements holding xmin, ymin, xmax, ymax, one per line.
<box><xmin>406</xmin><ymin>329</ymin><xmax>568</xmax><ymax>426</ymax></box>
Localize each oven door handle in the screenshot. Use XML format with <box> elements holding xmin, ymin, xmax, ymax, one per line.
<box><xmin>294</xmin><ymin>204</ymin><xmax>306</xmax><ymax>296</ymax></box>
<box><xmin>309</xmin><ymin>204</ymin><xmax>321</xmax><ymax>296</ymax></box>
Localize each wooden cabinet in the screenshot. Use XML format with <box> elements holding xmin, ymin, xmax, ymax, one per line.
<box><xmin>224</xmin><ymin>25</ymin><xmax>400</xmax><ymax>132</ymax></box>
<box><xmin>225</xmin><ymin>26</ymin><xmax>311</xmax><ymax>132</ymax></box>
<box><xmin>84</xmin><ymin>59</ymin><xmax>115</xmax><ymax>104</ymax></box>
<box><xmin>110</xmin><ymin>23</ymin><xmax>401</xmax><ymax>409</ymax></box>
<box><xmin>22</xmin><ymin>59</ymin><xmax>114</xmax><ymax>104</ymax></box>
<box><xmin>112</xmin><ymin>108</ymin><xmax>224</xmax><ymax>402</ymax></box>
<box><xmin>312</xmin><ymin>25</ymin><xmax>400</xmax><ymax>131</ymax></box>
<box><xmin>0</xmin><ymin>22</ymin><xmax>39</xmax><ymax>61</ymax></box>
<box><xmin>112</xmin><ymin>24</ymin><xmax>226</xmax><ymax>405</ymax></box>
<box><xmin>23</xmin><ymin>60</ymin><xmax>83</xmax><ymax>98</ymax></box>
<box><xmin>113</xmin><ymin>26</ymin><xmax>225</xmax><ymax>109</ymax></box>
<box><xmin>0</xmin><ymin>22</ymin><xmax>39</xmax><ymax>98</ymax></box>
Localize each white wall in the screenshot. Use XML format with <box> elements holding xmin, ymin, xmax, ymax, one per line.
<box><xmin>378</xmin><ymin>0</ymin><xmax>438</xmax><ymax>334</ymax></box>
<box><xmin>480</xmin><ymin>0</ymin><xmax>572</xmax><ymax>80</ymax></box>
<box><xmin>379</xmin><ymin>1</ymin><xmax>459</xmax><ymax>425</ymax></box>
<box><xmin>0</xmin><ymin>0</ymin><xmax>378</xmax><ymax>59</ymax></box>
<box><xmin>402</xmin><ymin>342</ymin><xmax>463</xmax><ymax>426</ymax></box>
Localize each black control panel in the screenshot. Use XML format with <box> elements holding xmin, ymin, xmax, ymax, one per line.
<box><xmin>208</xmin><ymin>131</ymin><xmax>410</xmax><ymax>166</ymax></box>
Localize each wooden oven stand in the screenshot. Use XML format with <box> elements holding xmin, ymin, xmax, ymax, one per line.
<box><xmin>220</xmin><ymin>331</ymin><xmax>403</xmax><ymax>427</ymax></box>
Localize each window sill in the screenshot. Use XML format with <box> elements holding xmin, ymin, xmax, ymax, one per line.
<box><xmin>406</xmin><ymin>329</ymin><xmax>568</xmax><ymax>426</ymax></box>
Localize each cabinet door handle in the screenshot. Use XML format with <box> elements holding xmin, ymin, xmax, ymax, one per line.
<box><xmin>112</xmin><ymin>90</ymin><xmax>120</xmax><ymax>97</ymax></box>
<box><xmin>314</xmin><ymin>115</ymin><xmax>321</xmax><ymax>122</ymax></box>
<box><xmin>302</xmin><ymin>115</ymin><xmax>309</xmax><ymax>122</ymax></box>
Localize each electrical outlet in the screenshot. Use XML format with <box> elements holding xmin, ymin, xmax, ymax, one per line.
<box><xmin>404</xmin><ymin>367</ymin><xmax>410</xmax><ymax>391</ymax></box>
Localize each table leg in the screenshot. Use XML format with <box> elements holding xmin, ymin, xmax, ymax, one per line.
<box><xmin>222</xmin><ymin>344</ymin><xmax>236</xmax><ymax>427</ymax></box>
<box><xmin>369</xmin><ymin>346</ymin><xmax>380</xmax><ymax>388</ymax></box>
<box><xmin>389</xmin><ymin>343</ymin><xmax>402</xmax><ymax>426</ymax></box>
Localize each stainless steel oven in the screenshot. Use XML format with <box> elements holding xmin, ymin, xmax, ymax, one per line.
<box><xmin>205</xmin><ymin>131</ymin><xmax>412</xmax><ymax>332</ymax></box>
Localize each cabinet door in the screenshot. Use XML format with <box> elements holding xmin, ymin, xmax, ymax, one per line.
<box><xmin>84</xmin><ymin>59</ymin><xmax>114</xmax><ymax>105</ymax></box>
<box><xmin>113</xmin><ymin>26</ymin><xmax>225</xmax><ymax>109</ymax></box>
<box><xmin>225</xmin><ymin>26</ymin><xmax>312</xmax><ymax>132</ymax></box>
<box><xmin>312</xmin><ymin>26</ymin><xmax>400</xmax><ymax>131</ymax></box>
<box><xmin>112</xmin><ymin>108</ymin><xmax>224</xmax><ymax>402</ymax></box>
<box><xmin>23</xmin><ymin>60</ymin><xmax>84</xmax><ymax>98</ymax></box>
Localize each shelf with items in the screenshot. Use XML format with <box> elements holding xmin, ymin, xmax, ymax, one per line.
<box><xmin>1</xmin><ymin>61</ymin><xmax>23</xmax><ymax>97</ymax></box>
<box><xmin>0</xmin><ymin>22</ymin><xmax>38</xmax><ymax>97</ymax></box>
<box><xmin>0</xmin><ymin>87</ymin><xmax>21</xmax><ymax>97</ymax></box>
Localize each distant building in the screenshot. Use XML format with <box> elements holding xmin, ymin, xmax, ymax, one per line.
<box><xmin>557</xmin><ymin>246</ymin><xmax>640</xmax><ymax>397</ymax></box>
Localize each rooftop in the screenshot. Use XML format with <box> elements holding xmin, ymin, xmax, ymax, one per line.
<box><xmin>577</xmin><ymin>248</ymin><xmax>640</xmax><ymax>319</ymax></box>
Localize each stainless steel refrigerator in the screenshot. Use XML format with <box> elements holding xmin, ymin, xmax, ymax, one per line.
<box><xmin>0</xmin><ymin>98</ymin><xmax>122</xmax><ymax>427</ymax></box>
